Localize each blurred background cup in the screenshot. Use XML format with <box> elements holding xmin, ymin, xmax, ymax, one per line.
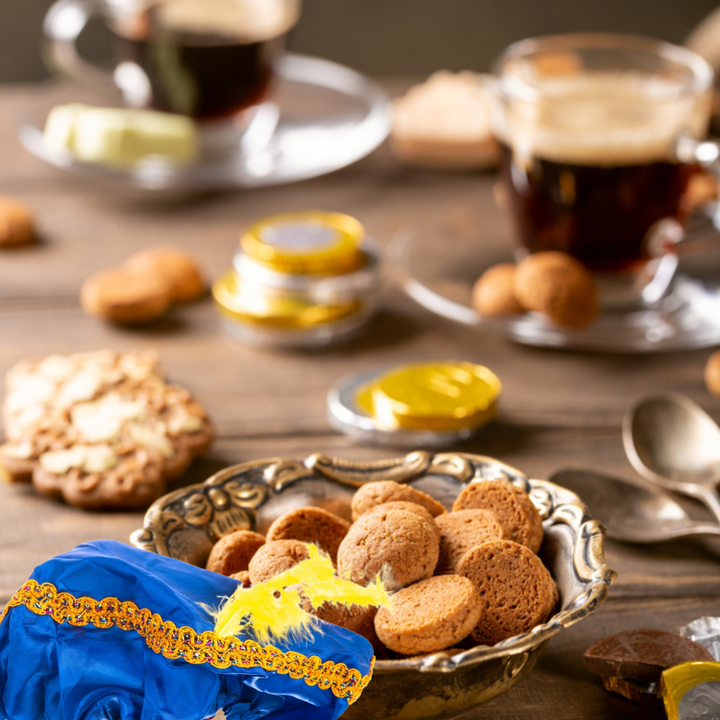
<box><xmin>43</xmin><ymin>0</ymin><xmax>301</xmax><ymax>156</ymax></box>
<box><xmin>492</xmin><ymin>33</ymin><xmax>716</xmax><ymax>308</ymax></box>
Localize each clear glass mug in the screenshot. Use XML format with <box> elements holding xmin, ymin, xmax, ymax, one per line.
<box><xmin>43</xmin><ymin>0</ymin><xmax>301</xmax><ymax>155</ymax></box>
<box><xmin>492</xmin><ymin>33</ymin><xmax>717</xmax><ymax>307</ymax></box>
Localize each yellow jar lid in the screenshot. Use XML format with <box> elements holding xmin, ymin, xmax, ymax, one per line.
<box><xmin>661</xmin><ymin>661</ymin><xmax>720</xmax><ymax>720</ymax></box>
<box><xmin>240</xmin><ymin>211</ymin><xmax>366</xmax><ymax>276</ymax></box>
<box><xmin>213</xmin><ymin>271</ymin><xmax>362</xmax><ymax>329</ymax></box>
<box><xmin>356</xmin><ymin>361</ymin><xmax>502</xmax><ymax>431</ymax></box>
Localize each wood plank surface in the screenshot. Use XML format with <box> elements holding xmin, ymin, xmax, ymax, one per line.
<box><xmin>1</xmin><ymin>80</ymin><xmax>720</xmax><ymax>719</ymax></box>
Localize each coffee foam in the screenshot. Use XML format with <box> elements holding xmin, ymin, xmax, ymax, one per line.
<box><xmin>496</xmin><ymin>72</ymin><xmax>712</xmax><ymax>166</ymax></box>
<box><xmin>113</xmin><ymin>0</ymin><xmax>298</xmax><ymax>42</ymax></box>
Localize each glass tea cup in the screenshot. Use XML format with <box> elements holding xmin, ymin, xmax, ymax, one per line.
<box><xmin>492</xmin><ymin>33</ymin><xmax>717</xmax><ymax>308</ymax></box>
<box><xmin>43</xmin><ymin>0</ymin><xmax>301</xmax><ymax>156</ymax></box>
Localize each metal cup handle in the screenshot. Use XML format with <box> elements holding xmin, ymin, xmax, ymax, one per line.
<box><xmin>43</xmin><ymin>0</ymin><xmax>115</xmax><ymax>95</ymax></box>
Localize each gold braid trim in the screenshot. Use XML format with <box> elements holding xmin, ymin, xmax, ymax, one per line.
<box><xmin>0</xmin><ymin>579</ymin><xmax>374</xmax><ymax>704</ymax></box>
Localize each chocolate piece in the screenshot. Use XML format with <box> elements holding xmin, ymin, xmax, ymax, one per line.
<box><xmin>584</xmin><ymin>629</ymin><xmax>715</xmax><ymax>683</ymax></box>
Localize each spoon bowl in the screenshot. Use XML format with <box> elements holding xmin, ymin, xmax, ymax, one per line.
<box><xmin>623</xmin><ymin>393</ymin><xmax>720</xmax><ymax>523</ymax></box>
<box><xmin>549</xmin><ymin>468</ymin><xmax>720</xmax><ymax>544</ymax></box>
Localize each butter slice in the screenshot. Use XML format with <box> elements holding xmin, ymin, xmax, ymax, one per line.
<box><xmin>44</xmin><ymin>104</ymin><xmax>198</xmax><ymax>168</ymax></box>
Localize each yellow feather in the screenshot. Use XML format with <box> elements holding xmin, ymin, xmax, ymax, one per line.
<box><xmin>211</xmin><ymin>544</ymin><xmax>392</xmax><ymax>643</ymax></box>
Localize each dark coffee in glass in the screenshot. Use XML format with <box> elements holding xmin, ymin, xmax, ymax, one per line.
<box><xmin>493</xmin><ymin>35</ymin><xmax>714</xmax><ymax>305</ymax></box>
<box><xmin>107</xmin><ymin>0</ymin><xmax>298</xmax><ymax>119</ymax></box>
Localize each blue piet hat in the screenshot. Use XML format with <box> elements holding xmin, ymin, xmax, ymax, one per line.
<box><xmin>0</xmin><ymin>540</ymin><xmax>389</xmax><ymax>720</ymax></box>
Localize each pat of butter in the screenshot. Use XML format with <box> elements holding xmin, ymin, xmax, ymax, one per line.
<box><xmin>43</xmin><ymin>104</ymin><xmax>198</xmax><ymax>168</ymax></box>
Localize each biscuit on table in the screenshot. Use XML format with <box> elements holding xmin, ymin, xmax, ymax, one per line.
<box><xmin>80</xmin><ymin>267</ymin><xmax>174</xmax><ymax>325</ymax></box>
<box><xmin>247</xmin><ymin>539</ymin><xmax>310</xmax><ymax>584</ymax></box>
<box><xmin>351</xmin><ymin>480</ymin><xmax>446</xmax><ymax>521</ymax></box>
<box><xmin>472</xmin><ymin>263</ymin><xmax>525</xmax><ymax>317</ymax></box>
<box><xmin>452</xmin><ymin>477</ymin><xmax>543</xmax><ymax>553</ymax></box>
<box><xmin>337</xmin><ymin>503</ymin><xmax>439</xmax><ymax>591</ymax></box>
<box><xmin>206</xmin><ymin>530</ymin><xmax>266</xmax><ymax>576</ymax></box>
<box><xmin>705</xmin><ymin>349</ymin><xmax>720</xmax><ymax>397</ymax></box>
<box><xmin>434</xmin><ymin>508</ymin><xmax>506</xmax><ymax>574</ymax></box>
<box><xmin>123</xmin><ymin>246</ymin><xmax>206</xmax><ymax>304</ymax></box>
<box><xmin>0</xmin><ymin>350</ymin><xmax>213</xmax><ymax>510</ymax></box>
<box><xmin>514</xmin><ymin>251</ymin><xmax>599</xmax><ymax>329</ymax></box>
<box><xmin>374</xmin><ymin>575</ymin><xmax>483</xmax><ymax>655</ymax></box>
<box><xmin>265</xmin><ymin>506</ymin><xmax>350</xmax><ymax>563</ymax></box>
<box><xmin>0</xmin><ymin>197</ymin><xmax>36</xmax><ymax>248</ymax></box>
<box><xmin>391</xmin><ymin>71</ymin><xmax>500</xmax><ymax>170</ymax></box>
<box><xmin>457</xmin><ymin>539</ymin><xmax>558</xmax><ymax>646</ymax></box>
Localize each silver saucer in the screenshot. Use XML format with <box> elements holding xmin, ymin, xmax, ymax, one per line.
<box><xmin>18</xmin><ymin>54</ymin><xmax>392</xmax><ymax>192</ymax></box>
<box><xmin>389</xmin><ymin>208</ymin><xmax>720</xmax><ymax>354</ymax></box>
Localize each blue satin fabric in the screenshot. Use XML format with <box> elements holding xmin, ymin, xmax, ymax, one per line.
<box><xmin>0</xmin><ymin>541</ymin><xmax>374</xmax><ymax>720</ymax></box>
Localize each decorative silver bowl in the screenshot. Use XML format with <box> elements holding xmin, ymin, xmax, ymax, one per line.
<box><xmin>130</xmin><ymin>451</ymin><xmax>616</xmax><ymax>720</ymax></box>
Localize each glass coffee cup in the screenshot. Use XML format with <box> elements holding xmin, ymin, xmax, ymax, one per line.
<box><xmin>44</xmin><ymin>0</ymin><xmax>301</xmax><ymax>155</ymax></box>
<box><xmin>492</xmin><ymin>34</ymin><xmax>716</xmax><ymax>308</ymax></box>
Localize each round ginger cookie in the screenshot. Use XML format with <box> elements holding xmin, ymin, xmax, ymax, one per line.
<box><xmin>705</xmin><ymin>349</ymin><xmax>720</xmax><ymax>397</ymax></box>
<box><xmin>229</xmin><ymin>570</ymin><xmax>252</xmax><ymax>587</ymax></box>
<box><xmin>0</xmin><ymin>197</ymin><xmax>36</xmax><ymax>248</ymax></box>
<box><xmin>514</xmin><ymin>251</ymin><xmax>599</xmax><ymax>329</ymax></box>
<box><xmin>472</xmin><ymin>263</ymin><xmax>525</xmax><ymax>316</ymax></box>
<box><xmin>80</xmin><ymin>266</ymin><xmax>173</xmax><ymax>325</ymax></box>
<box><xmin>374</xmin><ymin>575</ymin><xmax>483</xmax><ymax>655</ymax></box>
<box><xmin>124</xmin><ymin>246</ymin><xmax>206</xmax><ymax>303</ymax></box>
<box><xmin>206</xmin><ymin>530</ymin><xmax>266</xmax><ymax>576</ymax></box>
<box><xmin>248</xmin><ymin>539</ymin><xmax>310</xmax><ymax>585</ymax></box>
<box><xmin>306</xmin><ymin>599</ymin><xmax>383</xmax><ymax>653</ymax></box>
<box><xmin>452</xmin><ymin>477</ymin><xmax>543</xmax><ymax>553</ymax></box>
<box><xmin>351</xmin><ymin>480</ymin><xmax>446</xmax><ymax>521</ymax></box>
<box><xmin>457</xmin><ymin>539</ymin><xmax>558</xmax><ymax>646</ymax></box>
<box><xmin>265</xmin><ymin>506</ymin><xmax>350</xmax><ymax>563</ymax></box>
<box><xmin>434</xmin><ymin>508</ymin><xmax>506</xmax><ymax>574</ymax></box>
<box><xmin>373</xmin><ymin>501</ymin><xmax>440</xmax><ymax>537</ymax></box>
<box><xmin>337</xmin><ymin>503</ymin><xmax>439</xmax><ymax>591</ymax></box>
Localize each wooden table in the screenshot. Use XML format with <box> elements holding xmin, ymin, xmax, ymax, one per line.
<box><xmin>1</xmin><ymin>81</ymin><xmax>720</xmax><ymax>719</ymax></box>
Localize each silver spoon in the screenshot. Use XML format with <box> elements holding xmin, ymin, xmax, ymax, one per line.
<box><xmin>549</xmin><ymin>468</ymin><xmax>720</xmax><ymax>543</ymax></box>
<box><xmin>623</xmin><ymin>393</ymin><xmax>720</xmax><ymax>524</ymax></box>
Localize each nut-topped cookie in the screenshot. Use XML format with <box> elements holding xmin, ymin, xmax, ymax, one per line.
<box><xmin>0</xmin><ymin>350</ymin><xmax>213</xmax><ymax>509</ymax></box>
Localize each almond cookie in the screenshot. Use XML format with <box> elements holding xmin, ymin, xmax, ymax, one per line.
<box><xmin>514</xmin><ymin>251</ymin><xmax>599</xmax><ymax>329</ymax></box>
<box><xmin>0</xmin><ymin>350</ymin><xmax>213</xmax><ymax>510</ymax></box>
<box><xmin>266</xmin><ymin>507</ymin><xmax>350</xmax><ymax>563</ymax></box>
<box><xmin>247</xmin><ymin>539</ymin><xmax>310</xmax><ymax>585</ymax></box>
<box><xmin>351</xmin><ymin>480</ymin><xmax>446</xmax><ymax>521</ymax></box>
<box><xmin>123</xmin><ymin>246</ymin><xmax>206</xmax><ymax>304</ymax></box>
<box><xmin>0</xmin><ymin>197</ymin><xmax>36</xmax><ymax>248</ymax></box>
<box><xmin>452</xmin><ymin>477</ymin><xmax>543</xmax><ymax>553</ymax></box>
<box><xmin>705</xmin><ymin>349</ymin><xmax>720</xmax><ymax>397</ymax></box>
<box><xmin>80</xmin><ymin>267</ymin><xmax>174</xmax><ymax>325</ymax></box>
<box><xmin>337</xmin><ymin>503</ymin><xmax>439</xmax><ymax>591</ymax></box>
<box><xmin>206</xmin><ymin>530</ymin><xmax>266</xmax><ymax>576</ymax></box>
<box><xmin>374</xmin><ymin>575</ymin><xmax>483</xmax><ymax>655</ymax></box>
<box><xmin>472</xmin><ymin>263</ymin><xmax>525</xmax><ymax>317</ymax></box>
<box><xmin>434</xmin><ymin>508</ymin><xmax>506</xmax><ymax>574</ymax></box>
<box><xmin>457</xmin><ymin>539</ymin><xmax>558</xmax><ymax>645</ymax></box>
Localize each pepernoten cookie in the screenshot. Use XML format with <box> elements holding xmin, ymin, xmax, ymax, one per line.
<box><xmin>265</xmin><ymin>506</ymin><xmax>351</xmax><ymax>563</ymax></box>
<box><xmin>457</xmin><ymin>539</ymin><xmax>558</xmax><ymax>645</ymax></box>
<box><xmin>452</xmin><ymin>477</ymin><xmax>543</xmax><ymax>553</ymax></box>
<box><xmin>337</xmin><ymin>503</ymin><xmax>439</xmax><ymax>591</ymax></box>
<box><xmin>351</xmin><ymin>479</ymin><xmax>446</xmax><ymax>521</ymax></box>
<box><xmin>374</xmin><ymin>575</ymin><xmax>483</xmax><ymax>655</ymax></box>
<box><xmin>247</xmin><ymin>540</ymin><xmax>310</xmax><ymax>585</ymax></box>
<box><xmin>206</xmin><ymin>530</ymin><xmax>266</xmax><ymax>577</ymax></box>
<box><xmin>434</xmin><ymin>508</ymin><xmax>506</xmax><ymax>574</ymax></box>
<box><xmin>0</xmin><ymin>350</ymin><xmax>213</xmax><ymax>509</ymax></box>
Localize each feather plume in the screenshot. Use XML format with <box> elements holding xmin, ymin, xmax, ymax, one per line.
<box><xmin>211</xmin><ymin>544</ymin><xmax>391</xmax><ymax>644</ymax></box>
